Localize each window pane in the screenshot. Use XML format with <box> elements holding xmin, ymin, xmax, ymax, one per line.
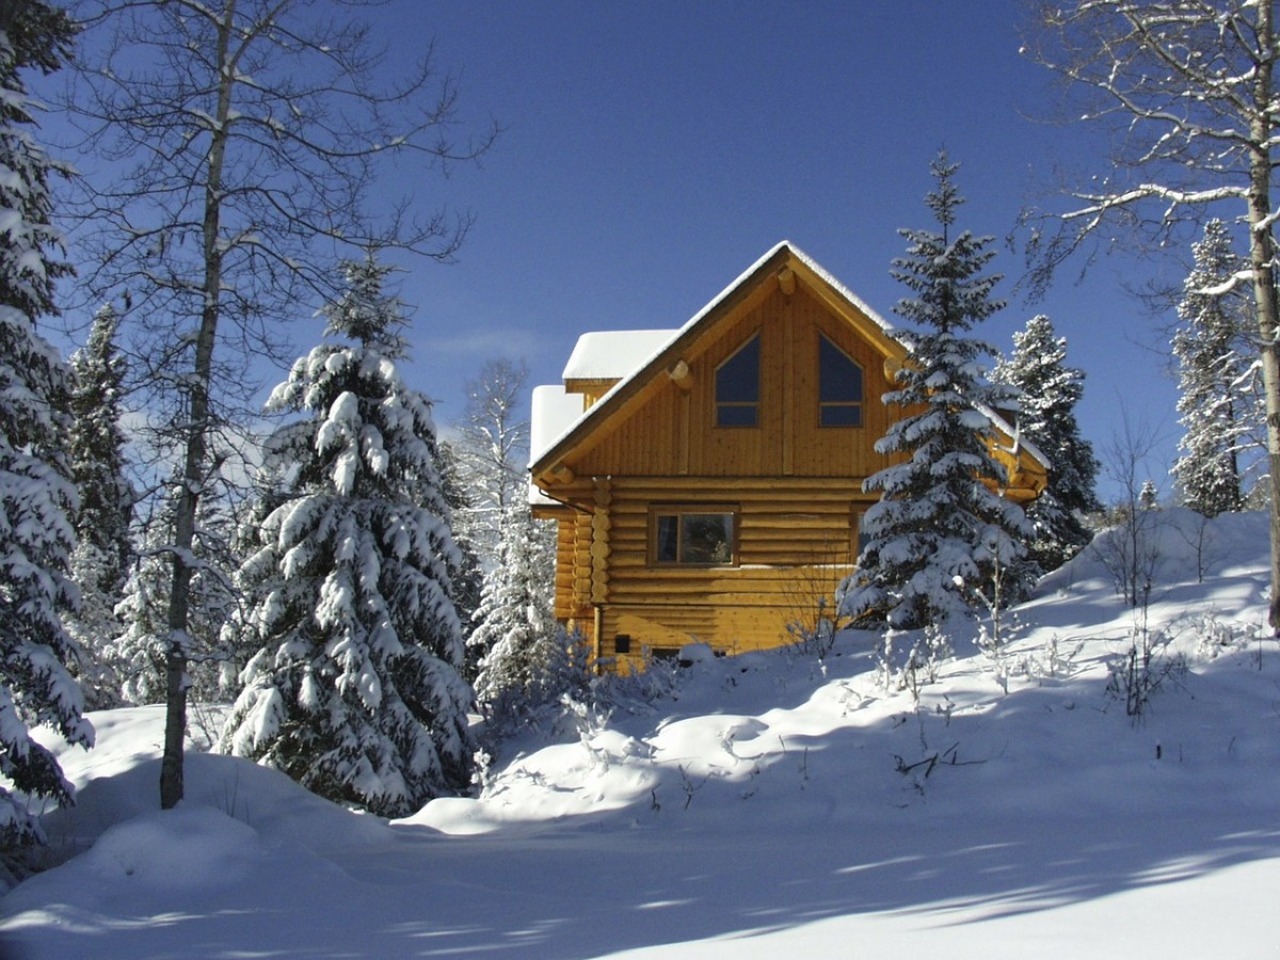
<box><xmin>656</xmin><ymin>515</ymin><xmax>679</xmax><ymax>562</ymax></box>
<box><xmin>680</xmin><ymin>513</ymin><xmax>733</xmax><ymax>563</ymax></box>
<box><xmin>717</xmin><ymin>404</ymin><xmax>759</xmax><ymax>427</ymax></box>
<box><xmin>717</xmin><ymin>336</ymin><xmax>760</xmax><ymax>402</ymax></box>
<box><xmin>820</xmin><ymin>404</ymin><xmax>862</xmax><ymax>427</ymax></box>
<box><xmin>819</xmin><ymin>335</ymin><xmax>862</xmax><ymax>403</ymax></box>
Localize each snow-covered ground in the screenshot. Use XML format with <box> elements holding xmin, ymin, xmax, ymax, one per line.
<box><xmin>3</xmin><ymin>508</ymin><xmax>1279</xmax><ymax>959</ymax></box>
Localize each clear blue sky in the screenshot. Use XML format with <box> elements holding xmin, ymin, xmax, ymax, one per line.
<box><xmin>383</xmin><ymin>0</ymin><xmax>1180</xmax><ymax>501</ymax></box>
<box><xmin>48</xmin><ymin>1</ymin><xmax>1187</xmax><ymax>502</ymax></box>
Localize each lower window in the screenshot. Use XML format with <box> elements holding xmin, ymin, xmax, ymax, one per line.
<box><xmin>652</xmin><ymin>507</ymin><xmax>736</xmax><ymax>565</ymax></box>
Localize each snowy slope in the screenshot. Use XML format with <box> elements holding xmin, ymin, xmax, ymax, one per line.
<box><xmin>3</xmin><ymin>508</ymin><xmax>1279</xmax><ymax>959</ymax></box>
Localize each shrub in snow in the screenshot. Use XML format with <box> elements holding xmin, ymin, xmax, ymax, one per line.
<box><xmin>1106</xmin><ymin>625</ymin><xmax>1186</xmax><ymax>719</ymax></box>
<box><xmin>219</xmin><ymin>252</ymin><xmax>473</xmax><ymax>817</ymax></box>
<box><xmin>841</xmin><ymin>152</ymin><xmax>1030</xmax><ymax>631</ymax></box>
<box><xmin>1191</xmin><ymin>612</ymin><xmax>1247</xmax><ymax>660</ymax></box>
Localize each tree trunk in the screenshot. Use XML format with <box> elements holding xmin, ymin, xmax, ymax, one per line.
<box><xmin>1246</xmin><ymin>1</ymin><xmax>1280</xmax><ymax>632</ymax></box>
<box><xmin>159</xmin><ymin>2</ymin><xmax>234</xmax><ymax>810</ymax></box>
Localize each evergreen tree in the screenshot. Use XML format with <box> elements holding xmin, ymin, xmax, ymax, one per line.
<box><xmin>470</xmin><ymin>502</ymin><xmax>564</xmax><ymax>727</ymax></box>
<box><xmin>220</xmin><ymin>253</ymin><xmax>474</xmax><ymax>816</ymax></box>
<box><xmin>437</xmin><ymin>439</ymin><xmax>485</xmax><ymax>680</ymax></box>
<box><xmin>1138</xmin><ymin>479</ymin><xmax>1160</xmax><ymax>512</ymax></box>
<box><xmin>106</xmin><ymin>481</ymin><xmax>238</xmax><ymax>706</ymax></box>
<box><xmin>841</xmin><ymin>153</ymin><xmax>1030</xmax><ymax>630</ymax></box>
<box><xmin>108</xmin><ymin>545</ymin><xmax>169</xmax><ymax>705</ymax></box>
<box><xmin>65</xmin><ymin>304</ymin><xmax>134</xmax><ymax>708</ymax></box>
<box><xmin>1171</xmin><ymin>220</ymin><xmax>1257</xmax><ymax>516</ymax></box>
<box><xmin>991</xmin><ymin>315</ymin><xmax>1100</xmax><ymax>578</ymax></box>
<box><xmin>0</xmin><ymin>2</ymin><xmax>93</xmax><ymax>856</ymax></box>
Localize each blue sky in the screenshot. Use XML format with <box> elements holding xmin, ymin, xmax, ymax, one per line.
<box><xmin>380</xmin><ymin>1</ymin><xmax>1181</xmax><ymax>500</ymax></box>
<box><xmin>46</xmin><ymin>1</ymin><xmax>1186</xmax><ymax>501</ymax></box>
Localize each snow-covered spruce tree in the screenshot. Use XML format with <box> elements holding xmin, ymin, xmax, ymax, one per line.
<box><xmin>991</xmin><ymin>314</ymin><xmax>1100</xmax><ymax>580</ymax></box>
<box><xmin>0</xmin><ymin>1</ymin><xmax>93</xmax><ymax>859</ymax></box>
<box><xmin>1138</xmin><ymin>479</ymin><xmax>1160</xmax><ymax>512</ymax></box>
<box><xmin>65</xmin><ymin>0</ymin><xmax>495</xmax><ymax>811</ymax></box>
<box><xmin>107</xmin><ymin>480</ymin><xmax>238</xmax><ymax>706</ymax></box>
<box><xmin>840</xmin><ymin>153</ymin><xmax>1030</xmax><ymax>630</ymax></box>
<box><xmin>1171</xmin><ymin>220</ymin><xmax>1258</xmax><ymax>517</ymax></box>
<box><xmin>220</xmin><ymin>253</ymin><xmax>474</xmax><ymax>816</ymax></box>
<box><xmin>108</xmin><ymin>546</ymin><xmax>168</xmax><ymax>705</ymax></box>
<box><xmin>437</xmin><ymin>439</ymin><xmax>485</xmax><ymax>680</ymax></box>
<box><xmin>470</xmin><ymin>502</ymin><xmax>564</xmax><ymax>729</ymax></box>
<box><xmin>65</xmin><ymin>304</ymin><xmax>134</xmax><ymax>708</ymax></box>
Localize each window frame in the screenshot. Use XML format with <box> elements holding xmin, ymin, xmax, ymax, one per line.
<box><xmin>817</xmin><ymin>333</ymin><xmax>864</xmax><ymax>428</ymax></box>
<box><xmin>714</xmin><ymin>334</ymin><xmax>761</xmax><ymax>428</ymax></box>
<box><xmin>649</xmin><ymin>505</ymin><xmax>739</xmax><ymax>567</ymax></box>
<box><xmin>851</xmin><ymin>505</ymin><xmax>872</xmax><ymax>561</ymax></box>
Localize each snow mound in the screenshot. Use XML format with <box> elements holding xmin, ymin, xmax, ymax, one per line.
<box><xmin>80</xmin><ymin>807</ymin><xmax>260</xmax><ymax>890</ymax></box>
<box><xmin>4</xmin><ymin>511</ymin><xmax>1280</xmax><ymax>959</ymax></box>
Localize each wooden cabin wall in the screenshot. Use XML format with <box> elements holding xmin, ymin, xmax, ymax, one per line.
<box><xmin>594</xmin><ymin>476</ymin><xmax>873</xmax><ymax>661</ymax></box>
<box><xmin>568</xmin><ymin>286</ymin><xmax>899</xmax><ymax>482</ymax></box>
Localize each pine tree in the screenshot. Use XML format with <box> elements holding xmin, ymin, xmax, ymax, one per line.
<box><xmin>1171</xmin><ymin>220</ymin><xmax>1257</xmax><ymax>517</ymax></box>
<box><xmin>220</xmin><ymin>252</ymin><xmax>474</xmax><ymax>816</ymax></box>
<box><xmin>841</xmin><ymin>153</ymin><xmax>1030</xmax><ymax>630</ymax></box>
<box><xmin>470</xmin><ymin>502</ymin><xmax>564</xmax><ymax>728</ymax></box>
<box><xmin>1139</xmin><ymin>479</ymin><xmax>1160</xmax><ymax>512</ymax></box>
<box><xmin>991</xmin><ymin>315</ymin><xmax>1100</xmax><ymax>579</ymax></box>
<box><xmin>65</xmin><ymin>304</ymin><xmax>134</xmax><ymax>708</ymax></box>
<box><xmin>108</xmin><ymin>546</ymin><xmax>169</xmax><ymax>705</ymax></box>
<box><xmin>437</xmin><ymin>439</ymin><xmax>485</xmax><ymax>680</ymax></box>
<box><xmin>106</xmin><ymin>469</ymin><xmax>239</xmax><ymax>706</ymax></box>
<box><xmin>0</xmin><ymin>2</ymin><xmax>93</xmax><ymax>856</ymax></box>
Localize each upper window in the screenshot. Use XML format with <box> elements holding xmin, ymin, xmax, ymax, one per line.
<box><xmin>715</xmin><ymin>335</ymin><xmax>760</xmax><ymax>427</ymax></box>
<box><xmin>653</xmin><ymin>508</ymin><xmax>736</xmax><ymax>565</ymax></box>
<box><xmin>819</xmin><ymin>334</ymin><xmax>863</xmax><ymax>427</ymax></box>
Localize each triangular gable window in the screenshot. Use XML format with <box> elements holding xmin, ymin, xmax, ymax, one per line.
<box><xmin>819</xmin><ymin>334</ymin><xmax>863</xmax><ymax>427</ymax></box>
<box><xmin>715</xmin><ymin>334</ymin><xmax>760</xmax><ymax>427</ymax></box>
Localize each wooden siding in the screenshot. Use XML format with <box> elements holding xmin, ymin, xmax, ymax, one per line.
<box><xmin>546</xmin><ymin>476</ymin><xmax>874</xmax><ymax>665</ymax></box>
<box><xmin>566</xmin><ymin>286</ymin><xmax>899</xmax><ymax>481</ymax></box>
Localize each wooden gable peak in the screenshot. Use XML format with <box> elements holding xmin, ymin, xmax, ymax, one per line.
<box><xmin>530</xmin><ymin>240</ymin><xmax>899</xmax><ymax>483</ymax></box>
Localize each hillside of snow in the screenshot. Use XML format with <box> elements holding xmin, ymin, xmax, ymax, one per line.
<box><xmin>2</xmin><ymin>507</ymin><xmax>1278</xmax><ymax>959</ymax></box>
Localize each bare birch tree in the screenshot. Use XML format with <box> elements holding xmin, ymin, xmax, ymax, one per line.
<box><xmin>61</xmin><ymin>0</ymin><xmax>495</xmax><ymax>808</ymax></box>
<box><xmin>451</xmin><ymin>358</ymin><xmax>530</xmax><ymax>565</ymax></box>
<box><xmin>1022</xmin><ymin>0</ymin><xmax>1280</xmax><ymax>629</ymax></box>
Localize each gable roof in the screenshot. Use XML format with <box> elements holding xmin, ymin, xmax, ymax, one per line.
<box><xmin>530</xmin><ymin>240</ymin><xmax>903</xmax><ymax>477</ymax></box>
<box><xmin>529</xmin><ymin>240</ymin><xmax>1049</xmax><ymax>484</ymax></box>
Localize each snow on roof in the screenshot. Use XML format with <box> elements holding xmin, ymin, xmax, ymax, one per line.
<box><xmin>530</xmin><ymin>384</ymin><xmax>586</xmax><ymax>465</ymax></box>
<box><xmin>528</xmin><ymin>384</ymin><xmax>587</xmax><ymax>504</ymax></box>
<box><xmin>562</xmin><ymin>330</ymin><xmax>679</xmax><ymax>381</ymax></box>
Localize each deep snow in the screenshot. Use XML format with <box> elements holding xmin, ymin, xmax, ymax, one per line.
<box><xmin>2</xmin><ymin>507</ymin><xmax>1279</xmax><ymax>959</ymax></box>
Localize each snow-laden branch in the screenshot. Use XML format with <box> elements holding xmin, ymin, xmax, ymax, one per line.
<box><xmin>1064</xmin><ymin>181</ymin><xmax>1250</xmax><ymax>223</ymax></box>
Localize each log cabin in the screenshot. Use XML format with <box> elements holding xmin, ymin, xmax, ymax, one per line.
<box><xmin>529</xmin><ymin>241</ymin><xmax>1048</xmax><ymax>670</ymax></box>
